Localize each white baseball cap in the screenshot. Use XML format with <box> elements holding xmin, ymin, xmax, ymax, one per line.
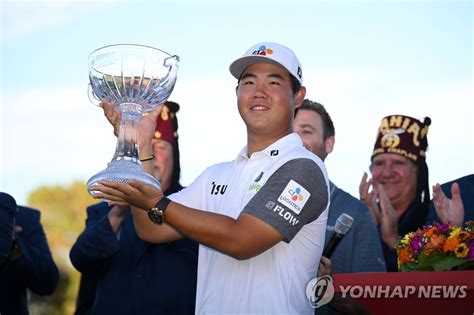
<box><xmin>229</xmin><ymin>42</ymin><xmax>303</xmax><ymax>85</ymax></box>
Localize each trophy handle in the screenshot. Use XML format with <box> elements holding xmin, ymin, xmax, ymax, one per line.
<box><xmin>88</xmin><ymin>83</ymin><xmax>101</xmax><ymax>106</ymax></box>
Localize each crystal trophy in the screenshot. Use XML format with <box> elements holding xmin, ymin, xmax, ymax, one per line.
<box><xmin>87</xmin><ymin>44</ymin><xmax>179</xmax><ymax>196</ymax></box>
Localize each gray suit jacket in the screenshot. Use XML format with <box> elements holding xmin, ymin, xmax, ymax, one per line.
<box><xmin>317</xmin><ymin>183</ymin><xmax>386</xmax><ymax>315</ymax></box>
<box><xmin>325</xmin><ymin>182</ymin><xmax>386</xmax><ymax>274</ymax></box>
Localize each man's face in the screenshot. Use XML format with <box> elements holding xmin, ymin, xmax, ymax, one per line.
<box><xmin>293</xmin><ymin>109</ymin><xmax>331</xmax><ymax>161</ymax></box>
<box><xmin>236</xmin><ymin>63</ymin><xmax>304</xmax><ymax>138</ymax></box>
<box><xmin>370</xmin><ymin>153</ymin><xmax>418</xmax><ymax>205</ymax></box>
<box><xmin>151</xmin><ymin>138</ymin><xmax>174</xmax><ymax>191</ymax></box>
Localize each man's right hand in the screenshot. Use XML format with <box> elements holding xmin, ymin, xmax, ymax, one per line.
<box><xmin>100</xmin><ymin>99</ymin><xmax>162</xmax><ymax>151</ymax></box>
<box><xmin>375</xmin><ymin>184</ymin><xmax>399</xmax><ymax>249</ymax></box>
<box><xmin>359</xmin><ymin>172</ymin><xmax>379</xmax><ymax>224</ymax></box>
<box><xmin>100</xmin><ymin>100</ymin><xmax>121</xmax><ymax>137</ymax></box>
<box><xmin>92</xmin><ymin>180</ymin><xmax>163</xmax><ymax>211</ymax></box>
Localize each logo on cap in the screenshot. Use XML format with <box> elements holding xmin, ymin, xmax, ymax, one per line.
<box><xmin>380</xmin><ymin>128</ymin><xmax>403</xmax><ymax>148</ymax></box>
<box><xmin>252</xmin><ymin>45</ymin><xmax>273</xmax><ymax>56</ymax></box>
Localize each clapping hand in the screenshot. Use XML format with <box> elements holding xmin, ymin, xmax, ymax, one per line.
<box><xmin>372</xmin><ymin>184</ymin><xmax>399</xmax><ymax>248</ymax></box>
<box><xmin>359</xmin><ymin>173</ymin><xmax>399</xmax><ymax>248</ymax></box>
<box><xmin>432</xmin><ymin>182</ymin><xmax>464</xmax><ymax>226</ymax></box>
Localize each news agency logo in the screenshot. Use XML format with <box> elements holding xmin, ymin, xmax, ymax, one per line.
<box><xmin>305</xmin><ymin>275</ymin><xmax>334</xmax><ymax>308</ymax></box>
<box><xmin>305</xmin><ymin>274</ymin><xmax>469</xmax><ymax>308</ymax></box>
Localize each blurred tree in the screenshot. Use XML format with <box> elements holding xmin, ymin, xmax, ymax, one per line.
<box><xmin>26</xmin><ymin>180</ymin><xmax>96</xmax><ymax>315</ymax></box>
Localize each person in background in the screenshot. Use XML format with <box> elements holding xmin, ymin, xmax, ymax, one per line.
<box><xmin>294</xmin><ymin>99</ymin><xmax>385</xmax><ymax>273</ymax></box>
<box><xmin>359</xmin><ymin>114</ymin><xmax>431</xmax><ymax>271</ymax></box>
<box><xmin>427</xmin><ymin>174</ymin><xmax>474</xmax><ymax>226</ymax></box>
<box><xmin>0</xmin><ymin>193</ymin><xmax>16</xmax><ymax>267</ymax></box>
<box><xmin>70</xmin><ymin>102</ymin><xmax>198</xmax><ymax>315</ymax></box>
<box><xmin>0</xmin><ymin>194</ymin><xmax>59</xmax><ymax>315</ymax></box>
<box><xmin>93</xmin><ymin>42</ymin><xmax>330</xmax><ymax>314</ymax></box>
<box><xmin>294</xmin><ymin>99</ymin><xmax>385</xmax><ymax>315</ymax></box>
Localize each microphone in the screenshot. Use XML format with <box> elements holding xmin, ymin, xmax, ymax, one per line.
<box><xmin>322</xmin><ymin>213</ymin><xmax>353</xmax><ymax>258</ymax></box>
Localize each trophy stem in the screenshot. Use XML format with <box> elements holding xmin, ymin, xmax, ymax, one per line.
<box><xmin>87</xmin><ymin>101</ymin><xmax>161</xmax><ymax>196</ymax></box>
<box><xmin>112</xmin><ymin>102</ymin><xmax>142</xmax><ymax>162</ymax></box>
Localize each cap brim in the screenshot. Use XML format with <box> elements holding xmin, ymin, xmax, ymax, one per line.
<box><xmin>229</xmin><ymin>56</ymin><xmax>285</xmax><ymax>80</ymax></box>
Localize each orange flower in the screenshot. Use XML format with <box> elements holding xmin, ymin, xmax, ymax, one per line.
<box><xmin>398</xmin><ymin>247</ymin><xmax>413</xmax><ymax>264</ymax></box>
<box><xmin>425</xmin><ymin>226</ymin><xmax>437</xmax><ymax>238</ymax></box>
<box><xmin>424</xmin><ymin>234</ymin><xmax>445</xmax><ymax>255</ymax></box>
<box><xmin>443</xmin><ymin>236</ymin><xmax>460</xmax><ymax>252</ymax></box>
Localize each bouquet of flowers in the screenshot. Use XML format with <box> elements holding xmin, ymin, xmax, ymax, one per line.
<box><xmin>397</xmin><ymin>221</ymin><xmax>474</xmax><ymax>271</ymax></box>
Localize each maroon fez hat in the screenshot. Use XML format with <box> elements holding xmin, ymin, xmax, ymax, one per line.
<box><xmin>154</xmin><ymin>102</ymin><xmax>179</xmax><ymax>144</ymax></box>
<box><xmin>372</xmin><ymin>114</ymin><xmax>431</xmax><ymax>162</ymax></box>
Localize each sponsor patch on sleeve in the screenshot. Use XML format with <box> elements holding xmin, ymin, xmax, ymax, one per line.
<box><xmin>277</xmin><ymin>180</ymin><xmax>310</xmax><ymax>214</ymax></box>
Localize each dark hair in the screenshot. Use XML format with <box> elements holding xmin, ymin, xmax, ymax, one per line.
<box><xmin>294</xmin><ymin>99</ymin><xmax>335</xmax><ymax>140</ymax></box>
<box><xmin>289</xmin><ymin>75</ymin><xmax>301</xmax><ymax>95</ymax></box>
<box><xmin>163</xmin><ymin>101</ymin><xmax>183</xmax><ymax>195</ymax></box>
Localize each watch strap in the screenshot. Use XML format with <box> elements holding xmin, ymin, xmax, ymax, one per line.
<box><xmin>155</xmin><ymin>197</ymin><xmax>171</xmax><ymax>213</ymax></box>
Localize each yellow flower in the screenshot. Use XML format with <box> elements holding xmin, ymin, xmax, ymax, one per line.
<box><xmin>450</xmin><ymin>227</ymin><xmax>462</xmax><ymax>237</ymax></box>
<box><xmin>454</xmin><ymin>243</ymin><xmax>469</xmax><ymax>258</ymax></box>
<box><xmin>400</xmin><ymin>232</ymin><xmax>413</xmax><ymax>246</ymax></box>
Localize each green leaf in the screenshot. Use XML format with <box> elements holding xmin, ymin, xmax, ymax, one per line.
<box><xmin>432</xmin><ymin>256</ymin><xmax>467</xmax><ymax>271</ymax></box>
<box><xmin>454</xmin><ymin>260</ymin><xmax>474</xmax><ymax>270</ymax></box>
<box><xmin>417</xmin><ymin>252</ymin><xmax>442</xmax><ymax>269</ymax></box>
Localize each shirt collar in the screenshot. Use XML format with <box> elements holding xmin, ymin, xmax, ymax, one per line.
<box><xmin>236</xmin><ymin>133</ymin><xmax>304</xmax><ymax>162</ymax></box>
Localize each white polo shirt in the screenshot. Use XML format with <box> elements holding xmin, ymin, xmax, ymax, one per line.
<box><xmin>169</xmin><ymin>133</ymin><xmax>329</xmax><ymax>314</ymax></box>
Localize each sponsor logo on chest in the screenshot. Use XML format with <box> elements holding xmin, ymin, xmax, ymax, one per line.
<box><xmin>210</xmin><ymin>181</ymin><xmax>228</xmax><ymax>195</ymax></box>
<box><xmin>248</xmin><ymin>171</ymin><xmax>264</xmax><ymax>193</ymax></box>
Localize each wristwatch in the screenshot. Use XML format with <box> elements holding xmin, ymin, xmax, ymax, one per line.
<box><xmin>147</xmin><ymin>197</ymin><xmax>171</xmax><ymax>224</ymax></box>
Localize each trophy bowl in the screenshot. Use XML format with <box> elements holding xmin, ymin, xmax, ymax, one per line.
<box><xmin>87</xmin><ymin>44</ymin><xmax>179</xmax><ymax>196</ymax></box>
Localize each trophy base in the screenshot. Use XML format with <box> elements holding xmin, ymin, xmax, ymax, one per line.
<box><xmin>87</xmin><ymin>159</ymin><xmax>160</xmax><ymax>197</ymax></box>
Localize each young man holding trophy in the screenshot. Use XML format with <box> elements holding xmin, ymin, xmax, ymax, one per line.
<box><xmin>93</xmin><ymin>42</ymin><xmax>330</xmax><ymax>314</ymax></box>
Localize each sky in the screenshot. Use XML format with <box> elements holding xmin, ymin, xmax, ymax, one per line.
<box><xmin>1</xmin><ymin>0</ymin><xmax>472</xmax><ymax>205</ymax></box>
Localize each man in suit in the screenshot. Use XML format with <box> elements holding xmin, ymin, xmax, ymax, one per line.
<box><xmin>0</xmin><ymin>193</ymin><xmax>16</xmax><ymax>266</ymax></box>
<box><xmin>294</xmin><ymin>99</ymin><xmax>385</xmax><ymax>314</ymax></box>
<box><xmin>294</xmin><ymin>99</ymin><xmax>385</xmax><ymax>274</ymax></box>
<box><xmin>70</xmin><ymin>102</ymin><xmax>198</xmax><ymax>315</ymax></box>
<box><xmin>0</xmin><ymin>193</ymin><xmax>59</xmax><ymax>315</ymax></box>
<box><xmin>359</xmin><ymin>114</ymin><xmax>432</xmax><ymax>272</ymax></box>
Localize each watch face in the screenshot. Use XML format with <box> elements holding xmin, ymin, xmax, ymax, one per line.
<box><xmin>148</xmin><ymin>208</ymin><xmax>164</xmax><ymax>224</ymax></box>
